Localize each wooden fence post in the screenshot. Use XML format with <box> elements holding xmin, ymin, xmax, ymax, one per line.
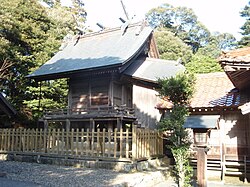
<box><xmin>132</xmin><ymin>125</ymin><xmax>137</xmax><ymax>160</ymax></box>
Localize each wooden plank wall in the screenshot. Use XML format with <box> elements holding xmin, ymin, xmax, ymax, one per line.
<box><xmin>207</xmin><ymin>112</ymin><xmax>250</xmax><ymax>159</ymax></box>
<box><xmin>69</xmin><ymin>76</ymin><xmax>133</xmax><ymax>111</ymax></box>
<box><xmin>133</xmin><ymin>85</ymin><xmax>161</xmax><ymax>129</ymax></box>
<box><xmin>69</xmin><ymin>77</ymin><xmax>110</xmax><ymax>110</ymax></box>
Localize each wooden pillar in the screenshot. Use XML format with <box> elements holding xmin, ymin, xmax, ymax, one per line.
<box><xmin>90</xmin><ymin>118</ymin><xmax>95</xmax><ymax>130</ymax></box>
<box><xmin>117</xmin><ymin>118</ymin><xmax>122</xmax><ymax>130</ymax></box>
<box><xmin>44</xmin><ymin>120</ymin><xmax>48</xmax><ymax>131</ymax></box>
<box><xmin>132</xmin><ymin>125</ymin><xmax>137</xmax><ymax>160</ymax></box>
<box><xmin>220</xmin><ymin>117</ymin><xmax>226</xmax><ymax>182</ymax></box>
<box><xmin>43</xmin><ymin>120</ymin><xmax>48</xmax><ymax>153</ymax></box>
<box><xmin>197</xmin><ymin>147</ymin><xmax>207</xmax><ymax>187</ymax></box>
<box><xmin>66</xmin><ymin>119</ymin><xmax>70</xmax><ymax>131</ymax></box>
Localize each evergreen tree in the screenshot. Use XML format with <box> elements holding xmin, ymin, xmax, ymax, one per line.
<box><xmin>0</xmin><ymin>0</ymin><xmax>86</xmax><ymax>125</ymax></box>
<box><xmin>147</xmin><ymin>3</ymin><xmax>236</xmax><ymax>73</ymax></box>
<box><xmin>154</xmin><ymin>28</ymin><xmax>193</xmax><ymax>65</ymax></box>
<box><xmin>158</xmin><ymin>73</ymin><xmax>195</xmax><ymax>187</ymax></box>
<box><xmin>239</xmin><ymin>1</ymin><xmax>250</xmax><ymax>47</ymax></box>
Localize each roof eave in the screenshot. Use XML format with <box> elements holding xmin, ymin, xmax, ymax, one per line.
<box><xmin>27</xmin><ymin>64</ymin><xmax>122</xmax><ymax>81</ymax></box>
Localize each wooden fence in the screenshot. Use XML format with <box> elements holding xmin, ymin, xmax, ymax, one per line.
<box><xmin>0</xmin><ymin>125</ymin><xmax>163</xmax><ymax>161</ymax></box>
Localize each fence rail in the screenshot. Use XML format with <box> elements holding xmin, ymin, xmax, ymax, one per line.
<box><xmin>0</xmin><ymin>126</ymin><xmax>163</xmax><ymax>161</ymax></box>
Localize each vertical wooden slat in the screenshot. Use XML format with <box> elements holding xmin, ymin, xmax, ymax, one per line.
<box><xmin>11</xmin><ymin>129</ymin><xmax>15</xmax><ymax>151</ymax></box>
<box><xmin>30</xmin><ymin>129</ymin><xmax>33</xmax><ymax>152</ymax></box>
<box><xmin>0</xmin><ymin>129</ymin><xmax>3</xmax><ymax>151</ymax></box>
<box><xmin>61</xmin><ymin>129</ymin><xmax>65</xmax><ymax>155</ymax></box>
<box><xmin>108</xmin><ymin>129</ymin><xmax>111</xmax><ymax>157</ymax></box>
<box><xmin>16</xmin><ymin>129</ymin><xmax>20</xmax><ymax>152</ymax></box>
<box><xmin>91</xmin><ymin>128</ymin><xmax>94</xmax><ymax>156</ymax></box>
<box><xmin>1</xmin><ymin>129</ymin><xmax>5</xmax><ymax>151</ymax></box>
<box><xmin>39</xmin><ymin>129</ymin><xmax>43</xmax><ymax>152</ymax></box>
<box><xmin>47</xmin><ymin>129</ymin><xmax>51</xmax><ymax>154</ymax></box>
<box><xmin>2</xmin><ymin>129</ymin><xmax>5</xmax><ymax>151</ymax></box>
<box><xmin>56</xmin><ymin>129</ymin><xmax>60</xmax><ymax>154</ymax></box>
<box><xmin>81</xmin><ymin>129</ymin><xmax>84</xmax><ymax>156</ymax></box>
<box><xmin>43</xmin><ymin>128</ymin><xmax>47</xmax><ymax>153</ymax></box>
<box><xmin>114</xmin><ymin>128</ymin><xmax>117</xmax><ymax>158</ymax></box>
<box><xmin>51</xmin><ymin>129</ymin><xmax>56</xmax><ymax>154</ymax></box>
<box><xmin>132</xmin><ymin>125</ymin><xmax>137</xmax><ymax>160</ymax></box>
<box><xmin>71</xmin><ymin>128</ymin><xmax>74</xmax><ymax>156</ymax></box>
<box><xmin>3</xmin><ymin>129</ymin><xmax>7</xmax><ymax>151</ymax></box>
<box><xmin>66</xmin><ymin>128</ymin><xmax>69</xmax><ymax>156</ymax></box>
<box><xmin>7</xmin><ymin>129</ymin><xmax>11</xmax><ymax>151</ymax></box>
<box><xmin>76</xmin><ymin>128</ymin><xmax>79</xmax><ymax>156</ymax></box>
<box><xmin>34</xmin><ymin>129</ymin><xmax>38</xmax><ymax>152</ymax></box>
<box><xmin>30</xmin><ymin>129</ymin><xmax>34</xmax><ymax>152</ymax></box>
<box><xmin>119</xmin><ymin>128</ymin><xmax>123</xmax><ymax>158</ymax></box>
<box><xmin>22</xmin><ymin>129</ymin><xmax>26</xmax><ymax>152</ymax></box>
<box><xmin>126</xmin><ymin>128</ymin><xmax>129</xmax><ymax>158</ymax></box>
<box><xmin>86</xmin><ymin>128</ymin><xmax>90</xmax><ymax>156</ymax></box>
<box><xmin>137</xmin><ymin>129</ymin><xmax>140</xmax><ymax>158</ymax></box>
<box><xmin>102</xmin><ymin>128</ymin><xmax>105</xmax><ymax>157</ymax></box>
<box><xmin>97</xmin><ymin>128</ymin><xmax>100</xmax><ymax>156</ymax></box>
<box><xmin>145</xmin><ymin>128</ymin><xmax>149</xmax><ymax>157</ymax></box>
<box><xmin>142</xmin><ymin>129</ymin><xmax>145</xmax><ymax>157</ymax></box>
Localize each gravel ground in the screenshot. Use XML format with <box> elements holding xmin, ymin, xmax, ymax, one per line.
<box><xmin>0</xmin><ymin>161</ymin><xmax>173</xmax><ymax>187</ymax></box>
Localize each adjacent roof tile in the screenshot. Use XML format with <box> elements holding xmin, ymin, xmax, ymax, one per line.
<box><xmin>218</xmin><ymin>47</ymin><xmax>250</xmax><ymax>63</ymax></box>
<box><xmin>124</xmin><ymin>57</ymin><xmax>185</xmax><ymax>82</ymax></box>
<box><xmin>156</xmin><ymin>72</ymin><xmax>250</xmax><ymax>110</ymax></box>
<box><xmin>190</xmin><ymin>72</ymin><xmax>249</xmax><ymax>108</ymax></box>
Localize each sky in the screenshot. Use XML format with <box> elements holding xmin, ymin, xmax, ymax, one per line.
<box><xmin>62</xmin><ymin>0</ymin><xmax>249</xmax><ymax>41</ymax></box>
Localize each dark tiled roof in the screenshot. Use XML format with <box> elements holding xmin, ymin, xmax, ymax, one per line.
<box><xmin>124</xmin><ymin>57</ymin><xmax>185</xmax><ymax>83</ymax></box>
<box><xmin>28</xmin><ymin>23</ymin><xmax>153</xmax><ymax>80</ymax></box>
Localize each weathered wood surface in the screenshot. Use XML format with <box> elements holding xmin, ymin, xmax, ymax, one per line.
<box><xmin>0</xmin><ymin>126</ymin><xmax>163</xmax><ymax>160</ymax></box>
<box><xmin>44</xmin><ymin>106</ymin><xmax>135</xmax><ymax>118</ymax></box>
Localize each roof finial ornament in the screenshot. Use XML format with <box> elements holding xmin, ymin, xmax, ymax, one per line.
<box><xmin>120</xmin><ymin>0</ymin><xmax>129</xmax><ymax>20</ymax></box>
<box><xmin>96</xmin><ymin>23</ymin><xmax>105</xmax><ymax>31</ymax></box>
<box><xmin>120</xmin><ymin>0</ymin><xmax>131</xmax><ymax>35</ymax></box>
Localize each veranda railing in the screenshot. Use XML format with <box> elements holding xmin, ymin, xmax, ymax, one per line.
<box><xmin>0</xmin><ymin>126</ymin><xmax>163</xmax><ymax>161</ymax></box>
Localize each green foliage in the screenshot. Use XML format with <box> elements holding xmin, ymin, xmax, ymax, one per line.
<box><xmin>146</xmin><ymin>4</ymin><xmax>210</xmax><ymax>52</ymax></box>
<box><xmin>158</xmin><ymin>73</ymin><xmax>195</xmax><ymax>105</ymax></box>
<box><xmin>239</xmin><ymin>1</ymin><xmax>250</xmax><ymax>47</ymax></box>
<box><xmin>172</xmin><ymin>147</ymin><xmax>193</xmax><ymax>187</ymax></box>
<box><xmin>154</xmin><ymin>29</ymin><xmax>193</xmax><ymax>64</ymax></box>
<box><xmin>24</xmin><ymin>79</ymin><xmax>68</xmax><ymax>119</ymax></box>
<box><xmin>158</xmin><ymin>72</ymin><xmax>195</xmax><ymax>187</ymax></box>
<box><xmin>147</xmin><ymin>2</ymin><xmax>236</xmax><ymax>73</ymax></box>
<box><xmin>186</xmin><ymin>55</ymin><xmax>223</xmax><ymax>74</ymax></box>
<box><xmin>159</xmin><ymin>106</ymin><xmax>191</xmax><ymax>147</ymax></box>
<box><xmin>0</xmin><ymin>0</ymin><xmax>86</xmax><ymax>125</ymax></box>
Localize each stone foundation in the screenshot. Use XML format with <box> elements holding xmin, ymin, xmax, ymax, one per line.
<box><xmin>0</xmin><ymin>153</ymin><xmax>169</xmax><ymax>173</ymax></box>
